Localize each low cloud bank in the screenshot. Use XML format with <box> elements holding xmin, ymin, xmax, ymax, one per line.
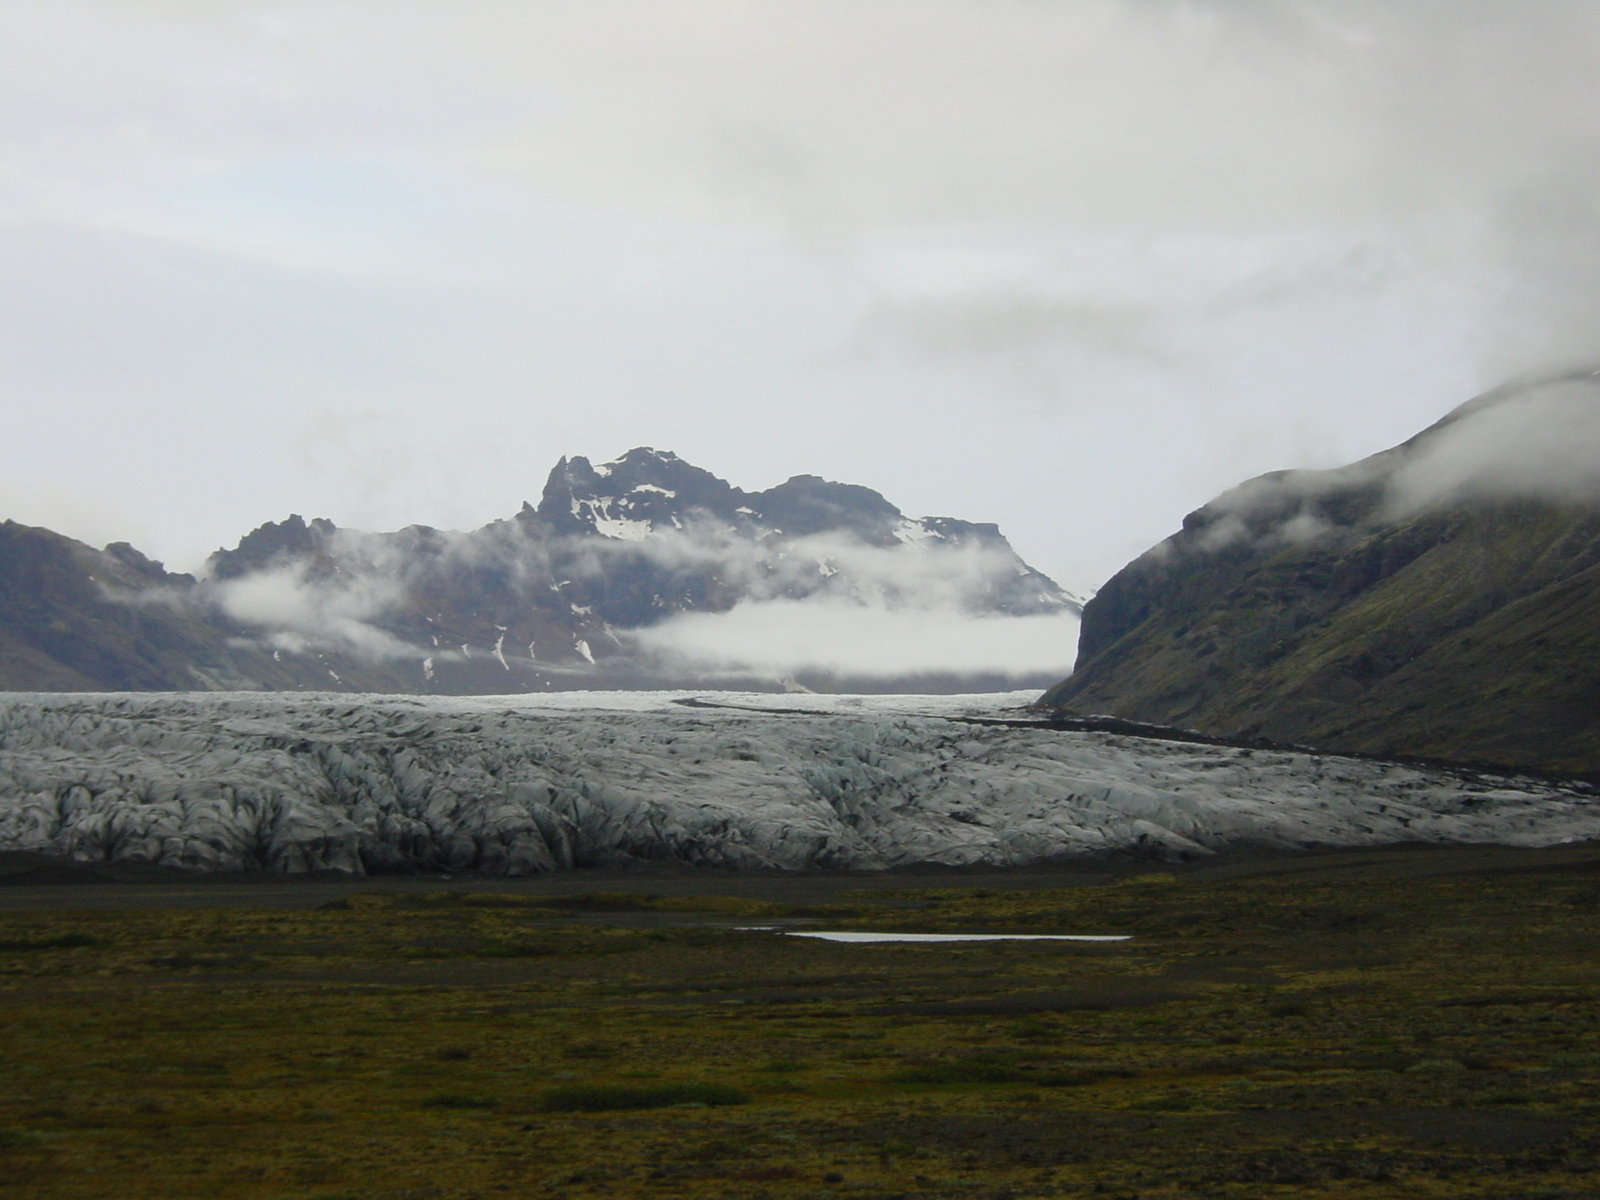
<box><xmin>628</xmin><ymin>600</ymin><xmax>1077</xmax><ymax>680</ymax></box>
<box><xmin>1179</xmin><ymin>373</ymin><xmax>1600</xmax><ymax>558</ymax></box>
<box><xmin>573</xmin><ymin>521</ymin><xmax>1073</xmax><ymax>614</ymax></box>
<box><xmin>181</xmin><ymin>486</ymin><xmax>1076</xmax><ymax>687</ymax></box>
<box><xmin>211</xmin><ymin>565</ymin><xmax>419</xmax><ymax>661</ymax></box>
<box><xmin>1387</xmin><ymin>375</ymin><xmax>1600</xmax><ymax>516</ymax></box>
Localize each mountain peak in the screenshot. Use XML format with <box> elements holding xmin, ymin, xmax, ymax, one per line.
<box><xmin>0</xmin><ymin>446</ymin><xmax>1075</xmax><ymax>697</ymax></box>
<box><xmin>535</xmin><ymin>447</ymin><xmax>740</xmax><ymax>537</ymax></box>
<box><xmin>208</xmin><ymin>514</ymin><xmax>338</xmax><ymax>580</ymax></box>
<box><xmin>755</xmin><ymin>473</ymin><xmax>904</xmax><ymax>541</ymax></box>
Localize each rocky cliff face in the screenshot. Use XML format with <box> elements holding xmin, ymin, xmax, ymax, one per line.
<box><xmin>1043</xmin><ymin>373</ymin><xmax>1600</xmax><ymax>774</ymax></box>
<box><xmin>2</xmin><ymin>449</ymin><xmax>1075</xmax><ymax>695</ymax></box>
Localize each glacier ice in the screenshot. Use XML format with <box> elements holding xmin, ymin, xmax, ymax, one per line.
<box><xmin>0</xmin><ymin>690</ymin><xmax>1595</xmax><ymax>876</ymax></box>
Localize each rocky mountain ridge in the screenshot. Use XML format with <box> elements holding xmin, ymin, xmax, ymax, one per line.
<box><xmin>1</xmin><ymin>449</ymin><xmax>1075</xmax><ymax>695</ymax></box>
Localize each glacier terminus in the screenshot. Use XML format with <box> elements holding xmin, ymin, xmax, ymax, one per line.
<box><xmin>1</xmin><ymin>691</ymin><xmax>1595</xmax><ymax>876</ymax></box>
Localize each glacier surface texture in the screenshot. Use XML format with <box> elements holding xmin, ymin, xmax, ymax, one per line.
<box><xmin>0</xmin><ymin>691</ymin><xmax>1595</xmax><ymax>875</ymax></box>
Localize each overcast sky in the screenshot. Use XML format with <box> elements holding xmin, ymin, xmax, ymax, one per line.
<box><xmin>4</xmin><ymin>1</ymin><xmax>1600</xmax><ymax>602</ymax></box>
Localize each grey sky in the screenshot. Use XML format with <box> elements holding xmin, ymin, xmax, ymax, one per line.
<box><xmin>3</xmin><ymin>0</ymin><xmax>1598</xmax><ymax>608</ymax></box>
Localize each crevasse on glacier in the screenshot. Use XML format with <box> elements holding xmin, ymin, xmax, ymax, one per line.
<box><xmin>0</xmin><ymin>692</ymin><xmax>1595</xmax><ymax>875</ymax></box>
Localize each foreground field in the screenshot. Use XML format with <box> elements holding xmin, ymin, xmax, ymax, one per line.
<box><xmin>1</xmin><ymin>844</ymin><xmax>1599</xmax><ymax>1199</ymax></box>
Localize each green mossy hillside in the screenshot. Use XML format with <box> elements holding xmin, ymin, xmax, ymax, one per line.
<box><xmin>1046</xmin><ymin>405</ymin><xmax>1600</xmax><ymax>774</ymax></box>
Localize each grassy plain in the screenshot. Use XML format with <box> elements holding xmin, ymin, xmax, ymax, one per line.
<box><xmin>1</xmin><ymin>843</ymin><xmax>1598</xmax><ymax>1199</ymax></box>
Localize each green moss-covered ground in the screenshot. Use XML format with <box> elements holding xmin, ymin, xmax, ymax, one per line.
<box><xmin>2</xmin><ymin>844</ymin><xmax>1599</xmax><ymax>1198</ymax></box>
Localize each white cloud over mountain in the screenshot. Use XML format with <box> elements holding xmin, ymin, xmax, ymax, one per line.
<box><xmin>3</xmin><ymin>2</ymin><xmax>1600</xmax><ymax>596</ymax></box>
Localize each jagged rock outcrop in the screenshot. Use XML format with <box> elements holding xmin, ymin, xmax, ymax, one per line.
<box><xmin>1</xmin><ymin>449</ymin><xmax>1076</xmax><ymax>695</ymax></box>
<box><xmin>207</xmin><ymin>514</ymin><xmax>341</xmax><ymax>581</ymax></box>
<box><xmin>2</xmin><ymin>692</ymin><xmax>1593</xmax><ymax>875</ymax></box>
<box><xmin>1043</xmin><ymin>373</ymin><xmax>1600</xmax><ymax>774</ymax></box>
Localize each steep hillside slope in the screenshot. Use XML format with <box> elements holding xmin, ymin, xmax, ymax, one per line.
<box><xmin>1042</xmin><ymin>374</ymin><xmax>1600</xmax><ymax>774</ymax></box>
<box><xmin>0</xmin><ymin>521</ymin><xmax>447</xmax><ymax>694</ymax></box>
<box><xmin>0</xmin><ymin>521</ymin><xmax>260</xmax><ymax>692</ymax></box>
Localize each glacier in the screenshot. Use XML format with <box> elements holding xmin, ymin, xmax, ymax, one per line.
<box><xmin>0</xmin><ymin>690</ymin><xmax>1595</xmax><ymax>876</ymax></box>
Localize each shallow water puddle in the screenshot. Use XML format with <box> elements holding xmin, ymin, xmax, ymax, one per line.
<box><xmin>771</xmin><ymin>931</ymin><xmax>1132</xmax><ymax>943</ymax></box>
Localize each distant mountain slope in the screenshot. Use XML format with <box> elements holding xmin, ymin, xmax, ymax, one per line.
<box><xmin>1</xmin><ymin>449</ymin><xmax>1075</xmax><ymax>694</ymax></box>
<box><xmin>0</xmin><ymin>521</ymin><xmax>252</xmax><ymax>691</ymax></box>
<box><xmin>0</xmin><ymin>520</ymin><xmax>446</xmax><ymax>694</ymax></box>
<box><xmin>1042</xmin><ymin>373</ymin><xmax>1600</xmax><ymax>774</ymax></box>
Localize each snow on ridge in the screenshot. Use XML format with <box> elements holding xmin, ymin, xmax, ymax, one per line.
<box><xmin>0</xmin><ymin>692</ymin><xmax>1594</xmax><ymax>877</ymax></box>
<box><xmin>591</xmin><ymin>516</ymin><xmax>652</xmax><ymax>541</ymax></box>
<box><xmin>893</xmin><ymin>519</ymin><xmax>939</xmax><ymax>545</ymax></box>
<box><xmin>570</xmin><ymin>496</ymin><xmax>654</xmax><ymax>541</ymax></box>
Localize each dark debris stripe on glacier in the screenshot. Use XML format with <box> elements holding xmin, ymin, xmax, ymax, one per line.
<box><xmin>0</xmin><ymin>691</ymin><xmax>1596</xmax><ymax>875</ymax></box>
